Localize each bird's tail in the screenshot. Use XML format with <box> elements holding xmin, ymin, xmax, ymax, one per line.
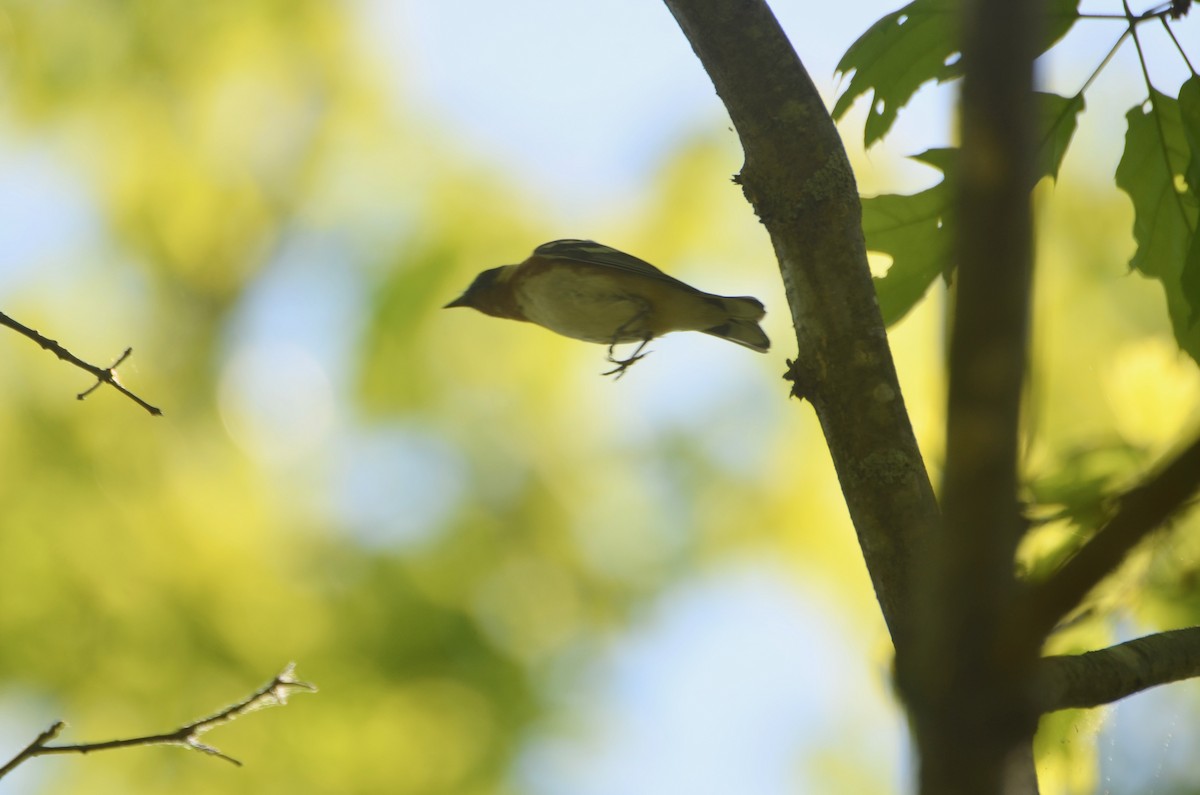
<box><xmin>703</xmin><ymin>296</ymin><xmax>770</xmax><ymax>352</ymax></box>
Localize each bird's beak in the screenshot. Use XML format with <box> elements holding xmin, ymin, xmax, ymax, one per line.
<box><xmin>443</xmin><ymin>294</ymin><xmax>469</xmax><ymax>309</ymax></box>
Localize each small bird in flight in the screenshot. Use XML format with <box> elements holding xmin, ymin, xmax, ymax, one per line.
<box><xmin>445</xmin><ymin>239</ymin><xmax>769</xmax><ymax>377</ymax></box>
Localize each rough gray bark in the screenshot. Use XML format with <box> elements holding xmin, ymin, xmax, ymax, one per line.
<box><xmin>1039</xmin><ymin>627</ymin><xmax>1200</xmax><ymax>712</ymax></box>
<box><xmin>661</xmin><ymin>0</ymin><xmax>938</xmax><ymax>655</ymax></box>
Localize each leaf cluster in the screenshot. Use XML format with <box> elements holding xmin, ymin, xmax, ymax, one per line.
<box><xmin>837</xmin><ymin>0</ymin><xmax>1200</xmax><ymax>347</ymax></box>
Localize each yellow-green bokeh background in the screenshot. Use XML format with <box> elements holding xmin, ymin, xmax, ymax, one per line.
<box><xmin>1</xmin><ymin>2</ymin><xmax>1199</xmax><ymax>793</ymax></box>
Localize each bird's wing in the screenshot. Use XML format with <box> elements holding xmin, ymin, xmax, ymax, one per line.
<box><xmin>532</xmin><ymin>239</ymin><xmax>700</xmax><ymax>291</ymax></box>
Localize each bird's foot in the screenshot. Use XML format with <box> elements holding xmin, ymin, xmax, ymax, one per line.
<box><xmin>603</xmin><ymin>338</ymin><xmax>651</xmax><ymax>380</ymax></box>
<box><xmin>602</xmin><ymin>351</ymin><xmax>650</xmax><ymax>379</ymax></box>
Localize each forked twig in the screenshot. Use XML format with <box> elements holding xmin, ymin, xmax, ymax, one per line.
<box><xmin>0</xmin><ymin>664</ymin><xmax>316</xmax><ymax>779</ymax></box>
<box><xmin>0</xmin><ymin>310</ymin><xmax>161</xmax><ymax>415</ymax></box>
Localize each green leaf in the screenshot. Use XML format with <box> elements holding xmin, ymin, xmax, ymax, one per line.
<box><xmin>1184</xmin><ymin>77</ymin><xmax>1200</xmax><ymax>193</ymax></box>
<box><xmin>832</xmin><ymin>0</ymin><xmax>961</xmax><ymax>148</ymax></box>
<box><xmin>867</xmin><ymin>94</ymin><xmax>1084</xmax><ymax>325</ymax></box>
<box><xmin>1020</xmin><ymin>440</ymin><xmax>1146</xmax><ymax>582</ymax></box>
<box><xmin>1114</xmin><ymin>94</ymin><xmax>1190</xmax><ymax>280</ymax></box>
<box><xmin>834</xmin><ymin>0</ymin><xmax>1082</xmax><ymax>148</ymax></box>
<box><xmin>1115</xmin><ymin>86</ymin><xmax>1200</xmax><ymax>363</ymax></box>
<box><xmin>1037</xmin><ymin>91</ymin><xmax>1086</xmax><ymax>182</ymax></box>
<box><xmin>1179</xmin><ymin>76</ymin><xmax>1200</xmax><ymax>325</ymax></box>
<box><xmin>1186</xmin><ymin>233</ymin><xmax>1200</xmax><ymax>327</ymax></box>
<box><xmin>866</xmin><ymin>186</ymin><xmax>954</xmax><ymax>326</ymax></box>
<box><xmin>865</xmin><ymin>150</ymin><xmax>955</xmax><ymax>326</ymax></box>
<box><xmin>1025</xmin><ymin>440</ymin><xmax>1143</xmax><ymax>530</ymax></box>
<box><xmin>910</xmin><ymin>146</ymin><xmax>957</xmax><ymax>174</ymax></box>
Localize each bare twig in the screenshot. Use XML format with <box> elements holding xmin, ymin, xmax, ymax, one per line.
<box><xmin>0</xmin><ymin>722</ymin><xmax>66</xmax><ymax>779</ymax></box>
<box><xmin>1038</xmin><ymin>628</ymin><xmax>1200</xmax><ymax>712</ymax></box>
<box><xmin>0</xmin><ymin>310</ymin><xmax>162</xmax><ymax>416</ymax></box>
<box><xmin>0</xmin><ymin>664</ymin><xmax>315</xmax><ymax>780</ymax></box>
<box><xmin>1159</xmin><ymin>15</ymin><xmax>1197</xmax><ymax>75</ymax></box>
<box><xmin>1079</xmin><ymin>2</ymin><xmax>1188</xmax><ymax>20</ymax></box>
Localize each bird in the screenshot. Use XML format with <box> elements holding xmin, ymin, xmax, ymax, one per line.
<box><xmin>444</xmin><ymin>239</ymin><xmax>769</xmax><ymax>377</ymax></box>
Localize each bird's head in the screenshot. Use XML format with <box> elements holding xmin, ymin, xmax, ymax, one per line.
<box><xmin>444</xmin><ymin>266</ymin><xmax>520</xmax><ymax>319</ymax></box>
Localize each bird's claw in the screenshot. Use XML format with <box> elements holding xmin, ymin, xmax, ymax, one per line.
<box><xmin>602</xmin><ymin>351</ymin><xmax>650</xmax><ymax>379</ymax></box>
<box><xmin>603</xmin><ymin>337</ymin><xmax>651</xmax><ymax>380</ymax></box>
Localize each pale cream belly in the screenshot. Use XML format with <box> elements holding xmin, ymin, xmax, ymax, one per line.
<box><xmin>515</xmin><ymin>269</ymin><xmax>654</xmax><ymax>344</ymax></box>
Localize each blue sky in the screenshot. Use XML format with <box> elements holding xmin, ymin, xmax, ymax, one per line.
<box><xmin>359</xmin><ymin>0</ymin><xmax>1200</xmax><ymax>217</ymax></box>
<box><xmin>3</xmin><ymin>2</ymin><xmax>1199</xmax><ymax>793</ymax></box>
<box><xmin>350</xmin><ymin>3</ymin><xmax>1200</xmax><ymax>793</ymax></box>
<box><xmin>360</xmin><ymin>0</ymin><xmax>951</xmax><ymax>215</ymax></box>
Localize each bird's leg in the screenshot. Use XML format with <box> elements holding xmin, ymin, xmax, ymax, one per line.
<box><xmin>602</xmin><ymin>336</ymin><xmax>651</xmax><ymax>379</ymax></box>
<box><xmin>602</xmin><ymin>304</ymin><xmax>652</xmax><ymax>379</ymax></box>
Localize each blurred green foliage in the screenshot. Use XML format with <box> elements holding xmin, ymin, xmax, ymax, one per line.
<box><xmin>0</xmin><ymin>2</ymin><xmax>1198</xmax><ymax>794</ymax></box>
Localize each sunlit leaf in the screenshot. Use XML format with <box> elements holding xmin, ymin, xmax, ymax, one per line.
<box><xmin>1034</xmin><ymin>708</ymin><xmax>1103</xmax><ymax>795</ymax></box>
<box><xmin>1023</xmin><ymin>439</ymin><xmax>1144</xmax><ymax>533</ymax></box>
<box><xmin>833</xmin><ymin>0</ymin><xmax>1081</xmax><ymax>147</ymax></box>
<box><xmin>1115</xmin><ymin>86</ymin><xmax>1200</xmax><ymax>364</ymax></box>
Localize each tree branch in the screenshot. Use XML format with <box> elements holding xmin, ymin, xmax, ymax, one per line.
<box><xmin>0</xmin><ymin>310</ymin><xmax>162</xmax><ymax>416</ymax></box>
<box><xmin>1020</xmin><ymin>431</ymin><xmax>1200</xmax><ymax>642</ymax></box>
<box><xmin>660</xmin><ymin>0</ymin><xmax>938</xmax><ymax>651</ymax></box>
<box><xmin>0</xmin><ymin>664</ymin><xmax>315</xmax><ymax>780</ymax></box>
<box><xmin>1038</xmin><ymin>628</ymin><xmax>1200</xmax><ymax>712</ymax></box>
<box><xmin>901</xmin><ymin>0</ymin><xmax>1040</xmax><ymax>791</ymax></box>
<box><xmin>937</xmin><ymin>0</ymin><xmax>1037</xmax><ymax>630</ymax></box>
